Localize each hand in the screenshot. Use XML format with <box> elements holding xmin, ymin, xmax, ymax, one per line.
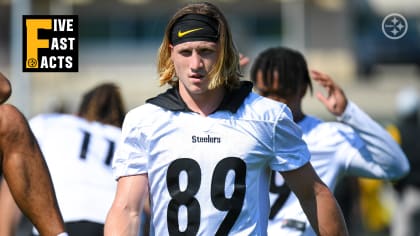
<box><xmin>239</xmin><ymin>53</ymin><xmax>250</xmax><ymax>67</ymax></box>
<box><xmin>311</xmin><ymin>70</ymin><xmax>347</xmax><ymax>116</ymax></box>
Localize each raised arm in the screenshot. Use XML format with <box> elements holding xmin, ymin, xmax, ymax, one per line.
<box><xmin>282</xmin><ymin>162</ymin><xmax>349</xmax><ymax>236</ymax></box>
<box><xmin>312</xmin><ymin>70</ymin><xmax>409</xmax><ymax>180</ymax></box>
<box><xmin>105</xmin><ymin>174</ymin><xmax>148</xmax><ymax>236</ymax></box>
<box><xmin>0</xmin><ymin>104</ymin><xmax>66</xmax><ymax>236</ymax></box>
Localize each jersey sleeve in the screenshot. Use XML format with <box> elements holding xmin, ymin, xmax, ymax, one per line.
<box><xmin>112</xmin><ymin>109</ymin><xmax>148</xmax><ymax>180</ymax></box>
<box><xmin>336</xmin><ymin>101</ymin><xmax>410</xmax><ymax>180</ymax></box>
<box><xmin>270</xmin><ymin>107</ymin><xmax>311</xmax><ymax>172</ymax></box>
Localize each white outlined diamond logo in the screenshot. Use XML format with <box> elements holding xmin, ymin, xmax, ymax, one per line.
<box><xmin>382</xmin><ymin>13</ymin><xmax>408</xmax><ymax>40</ymax></box>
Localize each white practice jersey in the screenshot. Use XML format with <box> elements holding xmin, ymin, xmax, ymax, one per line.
<box><xmin>268</xmin><ymin>101</ymin><xmax>410</xmax><ymax>236</ymax></box>
<box><xmin>30</xmin><ymin>113</ymin><xmax>121</xmax><ymax>224</ymax></box>
<box><xmin>113</xmin><ymin>82</ymin><xmax>311</xmax><ymax>236</ymax></box>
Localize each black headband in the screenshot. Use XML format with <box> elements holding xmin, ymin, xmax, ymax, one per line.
<box><xmin>170</xmin><ymin>14</ymin><xmax>219</xmax><ymax>46</ymax></box>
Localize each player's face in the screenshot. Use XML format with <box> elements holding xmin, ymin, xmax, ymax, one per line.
<box><xmin>170</xmin><ymin>41</ymin><xmax>219</xmax><ymax>95</ymax></box>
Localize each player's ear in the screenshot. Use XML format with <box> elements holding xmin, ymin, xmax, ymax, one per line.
<box><xmin>169</xmin><ymin>44</ymin><xmax>175</xmax><ymax>57</ymax></box>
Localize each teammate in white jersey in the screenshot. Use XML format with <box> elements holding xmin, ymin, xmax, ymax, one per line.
<box><xmin>249</xmin><ymin>46</ymin><xmax>410</xmax><ymax>236</ymax></box>
<box><xmin>104</xmin><ymin>2</ymin><xmax>348</xmax><ymax>236</ymax></box>
<box><xmin>27</xmin><ymin>83</ymin><xmax>126</xmax><ymax>235</ymax></box>
<box><xmin>0</xmin><ymin>72</ymin><xmax>67</xmax><ymax>236</ymax></box>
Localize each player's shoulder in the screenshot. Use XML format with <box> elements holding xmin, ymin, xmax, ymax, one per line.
<box><xmin>123</xmin><ymin>103</ymin><xmax>165</xmax><ymax>127</ymax></box>
<box><xmin>300</xmin><ymin>115</ymin><xmax>354</xmax><ymax>133</ymax></box>
<box><xmin>88</xmin><ymin>120</ymin><xmax>121</xmax><ymax>137</ymax></box>
<box><xmin>299</xmin><ymin>115</ymin><xmax>323</xmax><ymax>133</ymax></box>
<box><xmin>30</xmin><ymin>113</ymin><xmax>78</xmax><ymax>125</ymax></box>
<box><xmin>31</xmin><ymin>112</ymin><xmax>65</xmax><ymax>120</ymax></box>
<box><xmin>304</xmin><ymin>118</ymin><xmax>359</xmax><ymax>146</ymax></box>
<box><xmin>323</xmin><ymin>121</ymin><xmax>356</xmax><ymax>134</ymax></box>
<box><xmin>126</xmin><ymin>103</ymin><xmax>163</xmax><ymax>118</ymax></box>
<box><xmin>240</xmin><ymin>92</ymin><xmax>291</xmax><ymax>121</ymax></box>
<box><xmin>29</xmin><ymin>114</ymin><xmax>87</xmax><ymax>137</ymax></box>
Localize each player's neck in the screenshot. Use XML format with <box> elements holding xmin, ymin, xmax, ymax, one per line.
<box><xmin>179</xmin><ymin>86</ymin><xmax>225</xmax><ymax>116</ymax></box>
<box><xmin>293</xmin><ymin>110</ymin><xmax>305</xmax><ymax>123</ymax></box>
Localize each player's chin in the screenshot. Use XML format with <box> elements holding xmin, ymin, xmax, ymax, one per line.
<box><xmin>188</xmin><ymin>83</ymin><xmax>209</xmax><ymax>95</ymax></box>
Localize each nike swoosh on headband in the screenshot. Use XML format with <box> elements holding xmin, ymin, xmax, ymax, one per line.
<box><xmin>178</xmin><ymin>28</ymin><xmax>204</xmax><ymax>38</ymax></box>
